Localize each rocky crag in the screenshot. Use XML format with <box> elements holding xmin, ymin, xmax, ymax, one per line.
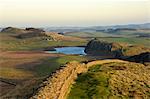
<box><xmin>126</xmin><ymin>52</ymin><xmax>150</xmax><ymax>64</ymax></box>
<box><xmin>85</xmin><ymin>39</ymin><xmax>150</xmax><ymax>62</ymax></box>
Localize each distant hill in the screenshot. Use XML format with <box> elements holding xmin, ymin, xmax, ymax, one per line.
<box><xmin>44</xmin><ymin>23</ymin><xmax>150</xmax><ymax>33</ymax></box>
<box><xmin>0</xmin><ymin>27</ymin><xmax>85</xmax><ymax>42</ymax></box>
<box><xmin>1</xmin><ymin>27</ymin><xmax>26</xmax><ymax>33</ymax></box>
<box><xmin>93</xmin><ymin>23</ymin><xmax>150</xmax><ymax>30</ymax></box>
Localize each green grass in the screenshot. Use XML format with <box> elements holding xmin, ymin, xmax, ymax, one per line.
<box><xmin>68</xmin><ymin>62</ymin><xmax>150</xmax><ymax>98</ymax></box>
<box><xmin>0</xmin><ymin>67</ymin><xmax>34</xmax><ymax>79</ymax></box>
<box><xmin>0</xmin><ymin>32</ymin><xmax>88</xmax><ymax>98</ymax></box>
<box><xmin>110</xmin><ymin>30</ymin><xmax>150</xmax><ymax>36</ymax></box>
<box><xmin>34</xmin><ymin>55</ymin><xmax>87</xmax><ymax>76</ymax></box>
<box><xmin>65</xmin><ymin>30</ymin><xmax>150</xmax><ymax>38</ymax></box>
<box><xmin>65</xmin><ymin>32</ymin><xmax>115</xmax><ymax>37</ymax></box>
<box><xmin>0</xmin><ymin>33</ymin><xmax>87</xmax><ymax>51</ymax></box>
<box><xmin>0</xmin><ymin>55</ymin><xmax>87</xmax><ymax>98</ymax></box>
<box><xmin>65</xmin><ymin>32</ymin><xmax>150</xmax><ymax>46</ymax></box>
<box><xmin>67</xmin><ymin>65</ymin><xmax>110</xmax><ymax>99</ymax></box>
<box><xmin>97</xmin><ymin>37</ymin><xmax>150</xmax><ymax>46</ymax></box>
<box><xmin>0</xmin><ymin>55</ymin><xmax>87</xmax><ymax>79</ymax></box>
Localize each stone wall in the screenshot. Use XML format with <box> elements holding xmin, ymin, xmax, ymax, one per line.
<box><xmin>31</xmin><ymin>61</ymin><xmax>87</xmax><ymax>99</ymax></box>
<box><xmin>31</xmin><ymin>59</ymin><xmax>127</xmax><ymax>99</ymax></box>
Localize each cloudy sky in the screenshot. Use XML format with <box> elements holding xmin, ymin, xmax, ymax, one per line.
<box><xmin>0</xmin><ymin>0</ymin><xmax>150</xmax><ymax>27</ymax></box>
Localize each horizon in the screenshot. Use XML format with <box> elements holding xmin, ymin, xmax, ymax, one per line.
<box><xmin>0</xmin><ymin>22</ymin><xmax>150</xmax><ymax>28</ymax></box>
<box><xmin>0</xmin><ymin>0</ymin><xmax>150</xmax><ymax>27</ymax></box>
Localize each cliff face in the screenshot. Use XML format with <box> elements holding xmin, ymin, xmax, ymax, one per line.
<box><xmin>85</xmin><ymin>39</ymin><xmax>150</xmax><ymax>59</ymax></box>
<box><xmin>85</xmin><ymin>39</ymin><xmax>125</xmax><ymax>58</ymax></box>
<box><xmin>126</xmin><ymin>52</ymin><xmax>150</xmax><ymax>64</ymax></box>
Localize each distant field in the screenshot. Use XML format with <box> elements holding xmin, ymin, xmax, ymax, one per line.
<box><xmin>65</xmin><ymin>29</ymin><xmax>150</xmax><ymax>38</ymax></box>
<box><xmin>97</xmin><ymin>37</ymin><xmax>150</xmax><ymax>46</ymax></box>
<box><xmin>109</xmin><ymin>29</ymin><xmax>150</xmax><ymax>36</ymax></box>
<box><xmin>65</xmin><ymin>31</ymin><xmax>150</xmax><ymax>46</ymax></box>
<box><xmin>65</xmin><ymin>32</ymin><xmax>116</xmax><ymax>37</ymax></box>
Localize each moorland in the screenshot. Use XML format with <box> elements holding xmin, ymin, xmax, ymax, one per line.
<box><xmin>0</xmin><ymin>24</ymin><xmax>150</xmax><ymax>98</ymax></box>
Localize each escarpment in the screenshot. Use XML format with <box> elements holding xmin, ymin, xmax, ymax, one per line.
<box><xmin>126</xmin><ymin>52</ymin><xmax>150</xmax><ymax>64</ymax></box>
<box><xmin>84</xmin><ymin>39</ymin><xmax>125</xmax><ymax>57</ymax></box>
<box><xmin>31</xmin><ymin>59</ymin><xmax>127</xmax><ymax>99</ymax></box>
<box><xmin>85</xmin><ymin>39</ymin><xmax>150</xmax><ymax>62</ymax></box>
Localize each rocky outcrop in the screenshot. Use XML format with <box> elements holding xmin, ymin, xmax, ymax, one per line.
<box><xmin>31</xmin><ymin>59</ymin><xmax>127</xmax><ymax>99</ymax></box>
<box><xmin>126</xmin><ymin>52</ymin><xmax>150</xmax><ymax>64</ymax></box>
<box><xmin>25</xmin><ymin>28</ymin><xmax>45</xmax><ymax>32</ymax></box>
<box><xmin>85</xmin><ymin>39</ymin><xmax>126</xmax><ymax>58</ymax></box>
<box><xmin>85</xmin><ymin>39</ymin><xmax>150</xmax><ymax>60</ymax></box>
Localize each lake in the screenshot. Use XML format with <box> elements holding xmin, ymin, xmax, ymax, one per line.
<box><xmin>46</xmin><ymin>47</ymin><xmax>86</xmax><ymax>55</ymax></box>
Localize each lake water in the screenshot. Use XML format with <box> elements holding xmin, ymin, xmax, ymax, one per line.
<box><xmin>47</xmin><ymin>47</ymin><xmax>86</xmax><ymax>55</ymax></box>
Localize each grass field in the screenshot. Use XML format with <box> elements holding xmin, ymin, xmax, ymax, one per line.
<box><xmin>0</xmin><ymin>51</ymin><xmax>87</xmax><ymax>98</ymax></box>
<box><xmin>65</xmin><ymin>32</ymin><xmax>116</xmax><ymax>37</ymax></box>
<box><xmin>65</xmin><ymin>29</ymin><xmax>150</xmax><ymax>38</ymax></box>
<box><xmin>0</xmin><ymin>30</ymin><xmax>88</xmax><ymax>98</ymax></box>
<box><xmin>97</xmin><ymin>37</ymin><xmax>150</xmax><ymax>46</ymax></box>
<box><xmin>65</xmin><ymin>31</ymin><xmax>150</xmax><ymax>46</ymax></box>
<box><xmin>68</xmin><ymin>62</ymin><xmax>150</xmax><ymax>98</ymax></box>
<box><xmin>34</xmin><ymin>55</ymin><xmax>87</xmax><ymax>76</ymax></box>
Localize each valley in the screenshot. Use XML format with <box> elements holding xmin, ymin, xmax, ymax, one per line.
<box><xmin>0</xmin><ymin>25</ymin><xmax>150</xmax><ymax>98</ymax></box>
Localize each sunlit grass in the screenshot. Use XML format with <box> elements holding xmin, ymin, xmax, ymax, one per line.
<box><xmin>34</xmin><ymin>55</ymin><xmax>87</xmax><ymax>76</ymax></box>
<box><xmin>68</xmin><ymin>62</ymin><xmax>150</xmax><ymax>98</ymax></box>
<box><xmin>0</xmin><ymin>67</ymin><xmax>34</xmax><ymax>79</ymax></box>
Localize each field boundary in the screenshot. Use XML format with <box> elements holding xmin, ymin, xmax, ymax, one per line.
<box><xmin>31</xmin><ymin>59</ymin><xmax>128</xmax><ymax>99</ymax></box>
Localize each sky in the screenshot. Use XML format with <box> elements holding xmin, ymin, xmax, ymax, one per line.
<box><xmin>0</xmin><ymin>0</ymin><xmax>150</xmax><ymax>27</ymax></box>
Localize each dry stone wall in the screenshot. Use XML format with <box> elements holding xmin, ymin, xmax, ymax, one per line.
<box><xmin>31</xmin><ymin>60</ymin><xmax>127</xmax><ymax>99</ymax></box>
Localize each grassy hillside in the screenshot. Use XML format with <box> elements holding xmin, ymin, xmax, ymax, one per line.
<box><xmin>85</xmin><ymin>39</ymin><xmax>150</xmax><ymax>60</ymax></box>
<box><xmin>0</xmin><ymin>28</ymin><xmax>88</xmax><ymax>98</ymax></box>
<box><xmin>68</xmin><ymin>62</ymin><xmax>150</xmax><ymax>99</ymax></box>
<box><xmin>0</xmin><ymin>52</ymin><xmax>87</xmax><ymax>98</ymax></box>
<box><xmin>65</xmin><ymin>30</ymin><xmax>150</xmax><ymax>46</ymax></box>
<box><xmin>65</xmin><ymin>29</ymin><xmax>150</xmax><ymax>37</ymax></box>
<box><xmin>97</xmin><ymin>37</ymin><xmax>150</xmax><ymax>46</ymax></box>
<box><xmin>1</xmin><ymin>27</ymin><xmax>150</xmax><ymax>98</ymax></box>
<box><xmin>0</xmin><ymin>32</ymin><xmax>87</xmax><ymax>51</ymax></box>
